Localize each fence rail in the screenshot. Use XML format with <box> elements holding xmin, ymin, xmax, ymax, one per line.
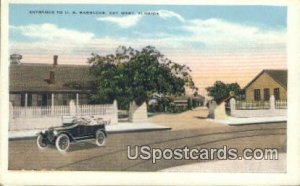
<box><xmin>12</xmin><ymin>105</ymin><xmax>70</xmax><ymax>118</ymax></box>
<box><xmin>235</xmin><ymin>100</ymin><xmax>270</xmax><ymax>110</ymax></box>
<box><xmin>76</xmin><ymin>104</ymin><xmax>116</xmax><ymax>116</ymax></box>
<box><xmin>230</xmin><ymin>96</ymin><xmax>287</xmax><ymax>118</ymax></box>
<box><xmin>275</xmin><ymin>100</ymin><xmax>287</xmax><ymax>109</ymax></box>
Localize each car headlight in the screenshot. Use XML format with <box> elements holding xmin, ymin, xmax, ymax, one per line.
<box><xmin>41</xmin><ymin>130</ymin><xmax>46</xmax><ymax>134</ymax></box>
<box><xmin>53</xmin><ymin>131</ymin><xmax>58</xmax><ymax>135</ymax></box>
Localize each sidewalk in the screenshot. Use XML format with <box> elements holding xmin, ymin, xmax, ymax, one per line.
<box><xmin>208</xmin><ymin>116</ymin><xmax>287</xmax><ymax>125</ymax></box>
<box><xmin>9</xmin><ymin>122</ymin><xmax>171</xmax><ymax>139</ymax></box>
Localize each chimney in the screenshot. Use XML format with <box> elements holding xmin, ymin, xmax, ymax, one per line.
<box><xmin>49</xmin><ymin>71</ymin><xmax>55</xmax><ymax>84</ymax></box>
<box><xmin>53</xmin><ymin>55</ymin><xmax>58</xmax><ymax>66</ymax></box>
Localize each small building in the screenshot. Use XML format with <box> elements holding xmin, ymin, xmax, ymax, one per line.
<box><xmin>171</xmin><ymin>95</ymin><xmax>205</xmax><ymax>108</ymax></box>
<box><xmin>9</xmin><ymin>55</ymin><xmax>94</xmax><ymax>107</ymax></box>
<box><xmin>243</xmin><ymin>69</ymin><xmax>287</xmax><ymax>101</ymax></box>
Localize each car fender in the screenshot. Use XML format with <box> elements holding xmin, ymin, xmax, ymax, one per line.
<box><xmin>56</xmin><ymin>131</ymin><xmax>76</xmax><ymax>142</ymax></box>
<box><xmin>96</xmin><ymin>129</ymin><xmax>107</xmax><ymax>137</ymax></box>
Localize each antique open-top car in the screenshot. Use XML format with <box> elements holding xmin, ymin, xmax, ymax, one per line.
<box><xmin>36</xmin><ymin>116</ymin><xmax>109</xmax><ymax>153</ymax></box>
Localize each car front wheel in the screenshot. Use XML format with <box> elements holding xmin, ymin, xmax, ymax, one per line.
<box><xmin>55</xmin><ymin>134</ymin><xmax>70</xmax><ymax>153</ymax></box>
<box><xmin>37</xmin><ymin>134</ymin><xmax>48</xmax><ymax>149</ymax></box>
<box><xmin>95</xmin><ymin>130</ymin><xmax>106</xmax><ymax>146</ymax></box>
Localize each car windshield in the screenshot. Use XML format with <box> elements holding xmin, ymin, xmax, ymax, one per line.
<box><xmin>62</xmin><ymin>122</ymin><xmax>77</xmax><ymax>127</ymax></box>
<box><xmin>62</xmin><ymin>116</ymin><xmax>106</xmax><ymax>127</ymax></box>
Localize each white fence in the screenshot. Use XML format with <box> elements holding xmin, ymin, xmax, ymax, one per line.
<box><xmin>12</xmin><ymin>104</ymin><xmax>117</xmax><ymax>118</ymax></box>
<box><xmin>230</xmin><ymin>95</ymin><xmax>287</xmax><ymax>118</ymax></box>
<box><xmin>12</xmin><ymin>105</ymin><xmax>70</xmax><ymax>118</ymax></box>
<box><xmin>235</xmin><ymin>100</ymin><xmax>270</xmax><ymax>110</ymax></box>
<box><xmin>76</xmin><ymin>104</ymin><xmax>115</xmax><ymax>116</ymax></box>
<box><xmin>9</xmin><ymin>100</ymin><xmax>118</xmax><ymax>131</ymax></box>
<box><xmin>275</xmin><ymin>100</ymin><xmax>287</xmax><ymax>109</ymax></box>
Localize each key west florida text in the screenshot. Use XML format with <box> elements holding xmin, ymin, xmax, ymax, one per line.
<box><xmin>7</xmin><ymin>3</ymin><xmax>287</xmax><ymax>174</ymax></box>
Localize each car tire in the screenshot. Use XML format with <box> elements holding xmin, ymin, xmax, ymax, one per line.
<box><xmin>37</xmin><ymin>134</ymin><xmax>48</xmax><ymax>149</ymax></box>
<box><xmin>55</xmin><ymin>134</ymin><xmax>70</xmax><ymax>153</ymax></box>
<box><xmin>95</xmin><ymin>130</ymin><xmax>106</xmax><ymax>147</ymax></box>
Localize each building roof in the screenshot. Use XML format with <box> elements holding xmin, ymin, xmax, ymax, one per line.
<box><xmin>244</xmin><ymin>69</ymin><xmax>287</xmax><ymax>90</ymax></box>
<box><xmin>10</xmin><ymin>63</ymin><xmax>94</xmax><ymax>93</ymax></box>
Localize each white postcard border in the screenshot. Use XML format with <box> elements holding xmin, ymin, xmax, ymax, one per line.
<box><xmin>1</xmin><ymin>0</ymin><xmax>299</xmax><ymax>185</ymax></box>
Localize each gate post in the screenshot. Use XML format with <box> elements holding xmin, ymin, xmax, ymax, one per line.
<box><xmin>69</xmin><ymin>99</ymin><xmax>76</xmax><ymax>116</ymax></box>
<box><xmin>128</xmin><ymin>101</ymin><xmax>148</xmax><ymax>123</ymax></box>
<box><xmin>230</xmin><ymin>98</ymin><xmax>236</xmax><ymax>110</ymax></box>
<box><xmin>112</xmin><ymin>100</ymin><xmax>118</xmax><ymax>125</ymax></box>
<box><xmin>270</xmin><ymin>95</ymin><xmax>275</xmax><ymax>111</ymax></box>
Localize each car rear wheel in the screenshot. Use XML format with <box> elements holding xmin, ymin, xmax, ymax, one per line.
<box><xmin>37</xmin><ymin>134</ymin><xmax>48</xmax><ymax>149</ymax></box>
<box><xmin>55</xmin><ymin>134</ymin><xmax>70</xmax><ymax>153</ymax></box>
<box><xmin>95</xmin><ymin>130</ymin><xmax>106</xmax><ymax>146</ymax></box>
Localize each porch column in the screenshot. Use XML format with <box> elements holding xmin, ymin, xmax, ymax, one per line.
<box><xmin>51</xmin><ymin>93</ymin><xmax>54</xmax><ymax>107</ymax></box>
<box><xmin>51</xmin><ymin>93</ymin><xmax>54</xmax><ymax>115</ymax></box>
<box><xmin>76</xmin><ymin>93</ymin><xmax>79</xmax><ymax>105</ymax></box>
<box><xmin>25</xmin><ymin>93</ymin><xmax>28</xmax><ymax>107</ymax></box>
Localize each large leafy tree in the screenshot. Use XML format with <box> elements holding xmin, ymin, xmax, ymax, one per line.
<box><xmin>206</xmin><ymin>81</ymin><xmax>242</xmax><ymax>103</ymax></box>
<box><xmin>88</xmin><ymin>46</ymin><xmax>197</xmax><ymax>109</ymax></box>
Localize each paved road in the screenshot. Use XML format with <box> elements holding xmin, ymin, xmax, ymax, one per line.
<box><xmin>9</xmin><ymin>122</ymin><xmax>286</xmax><ymax>172</ymax></box>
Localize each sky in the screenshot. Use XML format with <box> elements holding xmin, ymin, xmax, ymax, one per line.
<box><xmin>9</xmin><ymin>4</ymin><xmax>287</xmax><ymax>96</ymax></box>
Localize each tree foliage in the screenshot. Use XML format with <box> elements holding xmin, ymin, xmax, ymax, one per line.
<box><xmin>88</xmin><ymin>46</ymin><xmax>198</xmax><ymax>109</ymax></box>
<box><xmin>206</xmin><ymin>81</ymin><xmax>242</xmax><ymax>103</ymax></box>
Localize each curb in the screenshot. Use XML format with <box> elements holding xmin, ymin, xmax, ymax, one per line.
<box><xmin>9</xmin><ymin>126</ymin><xmax>171</xmax><ymax>140</ymax></box>
<box><xmin>107</xmin><ymin>127</ymin><xmax>171</xmax><ymax>134</ymax></box>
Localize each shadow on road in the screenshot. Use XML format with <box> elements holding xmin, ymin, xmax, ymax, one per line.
<box><xmin>194</xmin><ymin>116</ymin><xmax>208</xmax><ymax>119</ymax></box>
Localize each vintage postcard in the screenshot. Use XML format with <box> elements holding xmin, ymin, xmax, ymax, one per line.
<box><xmin>1</xmin><ymin>0</ymin><xmax>300</xmax><ymax>185</ymax></box>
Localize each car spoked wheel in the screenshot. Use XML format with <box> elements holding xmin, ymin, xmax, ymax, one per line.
<box><xmin>55</xmin><ymin>134</ymin><xmax>70</xmax><ymax>153</ymax></box>
<box><xmin>95</xmin><ymin>130</ymin><xmax>106</xmax><ymax>147</ymax></box>
<box><xmin>37</xmin><ymin>134</ymin><xmax>48</xmax><ymax>149</ymax></box>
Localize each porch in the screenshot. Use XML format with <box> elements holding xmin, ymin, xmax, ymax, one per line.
<box><xmin>9</xmin><ymin>92</ymin><xmax>89</xmax><ymax>107</ymax></box>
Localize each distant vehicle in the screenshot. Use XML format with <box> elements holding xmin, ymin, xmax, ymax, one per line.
<box><xmin>36</xmin><ymin>116</ymin><xmax>109</xmax><ymax>153</ymax></box>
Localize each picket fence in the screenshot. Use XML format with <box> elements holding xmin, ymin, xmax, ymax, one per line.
<box><xmin>275</xmin><ymin>100</ymin><xmax>287</xmax><ymax>109</ymax></box>
<box><xmin>229</xmin><ymin>96</ymin><xmax>287</xmax><ymax>118</ymax></box>
<box><xmin>9</xmin><ymin>100</ymin><xmax>118</xmax><ymax>131</ymax></box>
<box><xmin>12</xmin><ymin>105</ymin><xmax>69</xmax><ymax>118</ymax></box>
<box><xmin>11</xmin><ymin>104</ymin><xmax>116</xmax><ymax>118</ymax></box>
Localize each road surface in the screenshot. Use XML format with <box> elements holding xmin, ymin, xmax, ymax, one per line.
<box><xmin>9</xmin><ymin>122</ymin><xmax>286</xmax><ymax>172</ymax></box>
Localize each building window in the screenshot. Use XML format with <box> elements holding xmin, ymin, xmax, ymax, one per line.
<box><xmin>63</xmin><ymin>100</ymin><xmax>68</xmax><ymax>105</ymax></box>
<box><xmin>254</xmin><ymin>89</ymin><xmax>261</xmax><ymax>101</ymax></box>
<box><xmin>68</xmin><ymin>93</ymin><xmax>76</xmax><ymax>99</ymax></box>
<box><xmin>20</xmin><ymin>93</ymin><xmax>25</xmax><ymax>106</ymax></box>
<box><xmin>274</xmin><ymin>88</ymin><xmax>280</xmax><ymax>100</ymax></box>
<box><xmin>27</xmin><ymin>93</ymin><xmax>32</xmax><ymax>106</ymax></box>
<box><xmin>263</xmin><ymin>88</ymin><xmax>270</xmax><ymax>101</ymax></box>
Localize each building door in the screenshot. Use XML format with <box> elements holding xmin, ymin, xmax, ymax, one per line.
<box><xmin>263</xmin><ymin>88</ymin><xmax>270</xmax><ymax>101</ymax></box>
<box><xmin>41</xmin><ymin>94</ymin><xmax>48</xmax><ymax>106</ymax></box>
